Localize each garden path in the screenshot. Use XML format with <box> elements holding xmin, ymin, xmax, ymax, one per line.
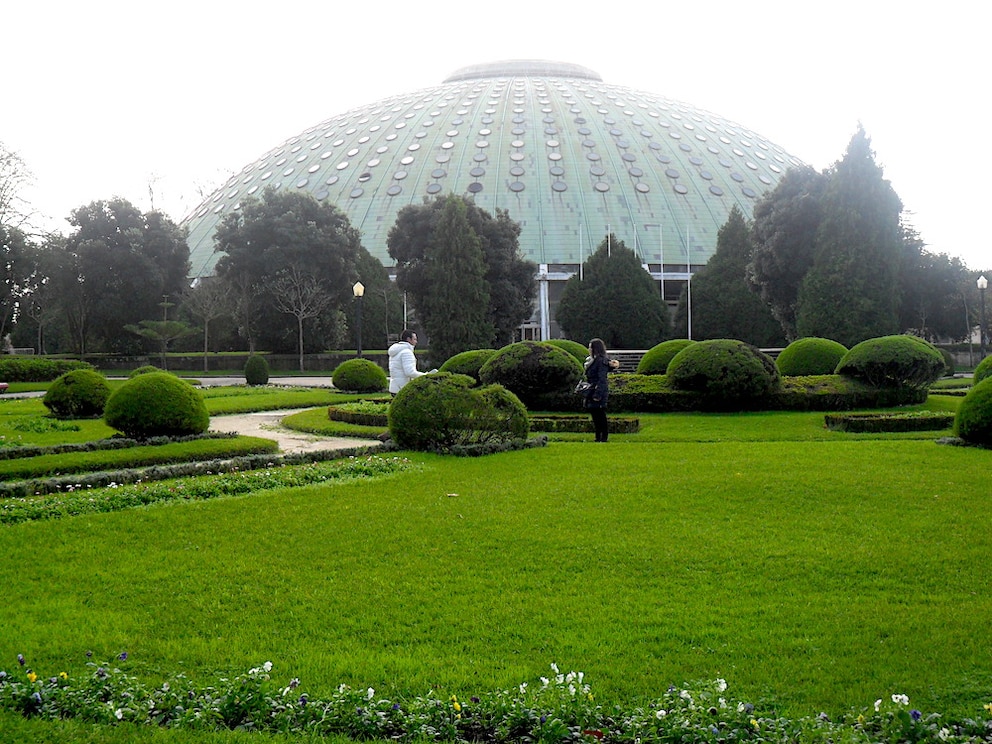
<box><xmin>209</xmin><ymin>409</ymin><xmax>382</xmax><ymax>455</ymax></box>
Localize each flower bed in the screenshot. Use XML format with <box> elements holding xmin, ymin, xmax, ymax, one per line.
<box><xmin>824</xmin><ymin>411</ymin><xmax>955</xmax><ymax>433</ymax></box>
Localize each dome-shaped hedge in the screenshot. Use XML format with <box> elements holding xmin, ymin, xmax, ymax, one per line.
<box><xmin>244</xmin><ymin>355</ymin><xmax>270</xmax><ymax>386</ymax></box>
<box><xmin>668</xmin><ymin>339</ymin><xmax>780</xmax><ymax>404</ymax></box>
<box><xmin>42</xmin><ymin>369</ymin><xmax>111</xmax><ymax>419</ymax></box>
<box><xmin>954</xmin><ymin>376</ymin><xmax>992</xmax><ymax>446</ymax></box>
<box><xmin>439</xmin><ymin>349</ymin><xmax>498</xmax><ymax>383</ymax></box>
<box><xmin>479</xmin><ymin>341</ymin><xmax>583</xmax><ymax>408</ymax></box>
<box><xmin>129</xmin><ymin>365</ymin><xmax>164</xmax><ymax>378</ymax></box>
<box><xmin>637</xmin><ymin>339</ymin><xmax>696</xmax><ymax>375</ymax></box>
<box><xmin>835</xmin><ymin>335</ymin><xmax>945</xmax><ymax>389</ymax></box>
<box><xmin>776</xmin><ymin>337</ymin><xmax>848</xmax><ymax>376</ymax></box>
<box><xmin>973</xmin><ymin>355</ymin><xmax>992</xmax><ymax>385</ymax></box>
<box><xmin>545</xmin><ymin>339</ymin><xmax>589</xmax><ymax>363</ymax></box>
<box><xmin>104</xmin><ymin>372</ymin><xmax>209</xmax><ymax>439</ymax></box>
<box><xmin>332</xmin><ymin>358</ymin><xmax>388</xmax><ymax>393</ymax></box>
<box><xmin>388</xmin><ymin>372</ymin><xmax>528</xmax><ymax>450</ymax></box>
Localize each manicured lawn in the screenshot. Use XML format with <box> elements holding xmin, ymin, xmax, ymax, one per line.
<box><xmin>2</xmin><ymin>394</ymin><xmax>990</xmax><ymax>737</ymax></box>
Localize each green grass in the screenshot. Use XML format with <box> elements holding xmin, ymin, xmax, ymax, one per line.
<box><xmin>2</xmin><ymin>392</ymin><xmax>991</xmax><ymax>741</ymax></box>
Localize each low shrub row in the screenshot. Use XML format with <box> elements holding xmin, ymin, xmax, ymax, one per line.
<box><xmin>0</xmin><ymin>453</ymin><xmax>412</xmax><ymax>523</ymax></box>
<box><xmin>824</xmin><ymin>411</ymin><xmax>956</xmax><ymax>433</ymax></box>
<box><xmin>0</xmin><ymin>432</ymin><xmax>238</xmax><ymax>462</ymax></box>
<box><xmin>0</xmin><ymin>436</ymin><xmax>279</xmax><ymax>484</ymax></box>
<box><xmin>0</xmin><ymin>358</ymin><xmax>92</xmax><ymax>383</ymax></box>
<box><xmin>529</xmin><ymin>415</ymin><xmax>641</xmax><ymax>434</ymax></box>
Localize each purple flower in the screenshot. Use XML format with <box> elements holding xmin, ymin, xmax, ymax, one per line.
<box><xmin>118</xmin><ymin>652</ymin><xmax>128</xmax><ymax>661</ymax></box>
<box><xmin>911</xmin><ymin>710</ymin><xmax>922</xmax><ymax>721</ymax></box>
<box><xmin>540</xmin><ymin>715</ymin><xmax>548</xmax><ymax>724</ymax></box>
<box><xmin>31</xmin><ymin>691</ymin><xmax>42</xmax><ymax>704</ymax></box>
<box><xmin>17</xmin><ymin>654</ymin><xmax>25</xmax><ymax>666</ymax></box>
<box><xmin>85</xmin><ymin>651</ymin><xmax>92</xmax><ymax>658</ymax></box>
<box><xmin>392</xmin><ymin>703</ymin><xmax>401</xmax><ymax>711</ymax></box>
<box><xmin>299</xmin><ymin>693</ymin><xmax>308</xmax><ymax>707</ymax></box>
<box><xmin>96</xmin><ymin>667</ymin><xmax>107</xmax><ymax>679</ymax></box>
<box><xmin>471</xmin><ymin>696</ymin><xmax>480</xmax><ymax>703</ymax></box>
<box><xmin>289</xmin><ymin>677</ymin><xmax>300</xmax><ymax>690</ymax></box>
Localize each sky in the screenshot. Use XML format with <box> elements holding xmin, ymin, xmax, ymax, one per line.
<box><xmin>5</xmin><ymin>1</ymin><xmax>988</xmax><ymax>270</ymax></box>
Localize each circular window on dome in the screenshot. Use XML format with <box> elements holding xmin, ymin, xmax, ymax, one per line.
<box><xmin>635</xmin><ymin>183</ymin><xmax>650</xmax><ymax>193</ymax></box>
<box><xmin>468</xmin><ymin>182</ymin><xmax>484</xmax><ymax>193</ymax></box>
<box><xmin>326</xmin><ymin>175</ymin><xmax>339</xmax><ymax>185</ymax></box>
<box><xmin>357</xmin><ymin>173</ymin><xmax>370</xmax><ymax>183</ymax></box>
<box><xmin>549</xmin><ymin>166</ymin><xmax>564</xmax><ymax>176</ymax></box>
<box><xmin>509</xmin><ymin>181</ymin><xmax>525</xmax><ymax>192</ymax></box>
<box><xmin>511</xmin><ymin>165</ymin><xmax>526</xmax><ymax>176</ymax></box>
<box><xmin>394</xmin><ymin>171</ymin><xmax>408</xmax><ymax>180</ymax></box>
<box><xmin>480</xmin><ymin>128</ymin><xmax>492</xmax><ymax>136</ymax></box>
<box><xmin>669</xmin><ymin>132</ymin><xmax>682</xmax><ymax>140</ymax></box>
<box><xmin>510</xmin><ymin>152</ymin><xmax>525</xmax><ymax>161</ymax></box>
<box><xmin>308</xmin><ymin>164</ymin><xmax>320</xmax><ymax>173</ymax></box>
<box><xmin>594</xmin><ymin>182</ymin><xmax>610</xmax><ymax>193</ymax></box>
<box><xmin>512</xmin><ymin>127</ymin><xmax>525</xmax><ymax>136</ymax></box>
<box><xmin>719</xmin><ymin>158</ymin><xmax>732</xmax><ymax>168</ymax></box>
<box><xmin>296</xmin><ymin>178</ymin><xmax>309</xmax><ymax>188</ymax></box>
<box><xmin>387</xmin><ymin>185</ymin><xmax>402</xmax><ymax>196</ymax></box>
<box><xmin>247</xmin><ymin>185</ymin><xmax>259</xmax><ymax>195</ymax></box>
<box><xmin>688</xmin><ymin>157</ymin><xmax>703</xmax><ymax>166</ymax></box>
<box><xmin>674</xmin><ymin>184</ymin><xmax>689</xmax><ymax>195</ymax></box>
<box><xmin>622</xmin><ymin>153</ymin><xmax>636</xmax><ymax>162</ymax></box>
<box><xmin>746</xmin><ymin>161</ymin><xmax>758</xmax><ymax>170</ymax></box>
<box><xmin>582</xmin><ymin>139</ymin><xmax>596</xmax><ymax>148</ymax></box>
<box><xmin>349</xmin><ymin>188</ymin><xmax>364</xmax><ymax>199</ymax></box>
<box><xmin>544</xmin><ymin>127</ymin><xmax>558</xmax><ymax>135</ymax></box>
<box><xmin>275</xmin><ymin>158</ymin><xmax>287</xmax><ymax>166</ymax></box>
<box><xmin>709</xmin><ymin>185</ymin><xmax>724</xmax><ymax>196</ymax></box>
<box><xmin>436</xmin><ymin>154</ymin><xmax>451</xmax><ymax>163</ymax></box>
<box><xmin>511</xmin><ymin>140</ymin><xmax>524</xmax><ymax>148</ymax></box>
<box><xmin>336</xmin><ymin>162</ymin><xmax>349</xmax><ymax>170</ymax></box>
<box><xmin>587</xmin><ymin>153</ymin><xmax>601</xmax><ymax>161</ymax></box>
<box><xmin>426</xmin><ymin>183</ymin><xmax>442</xmax><ymax>194</ymax></box>
<box><xmin>578</xmin><ymin>127</ymin><xmax>591</xmax><ymax>136</ymax></box>
<box><xmin>431</xmin><ymin>168</ymin><xmax>447</xmax><ymax>178</ymax></box>
<box><xmin>358</xmin><ymin>136</ymin><xmax>370</xmax><ymax>144</ymax></box>
<box><xmin>473</xmin><ymin>153</ymin><xmax>486</xmax><ymax>162</ymax></box>
<box><xmin>699</xmin><ymin>170</ymin><xmax>713</xmax><ymax>180</ymax></box>
<box><xmin>628</xmin><ymin>166</ymin><xmax>644</xmax><ymax>177</ymax></box>
<box><xmin>731</xmin><ymin>172</ymin><xmax>745</xmax><ymax>182</ymax></box>
<box><xmin>759</xmin><ymin>174</ymin><xmax>772</xmax><ymax>185</ymax></box>
<box><xmin>347</xmin><ymin>148</ymin><xmax>359</xmax><ymax>157</ymax></box>
<box><xmin>679</xmin><ymin>144</ymin><xmax>692</xmax><ymax>153</ymax></box>
<box><xmin>609</xmin><ymin>128</ymin><xmax>622</xmax><ymax>137</ymax></box>
<box><xmin>470</xmin><ymin>167</ymin><xmax>485</xmax><ymax>177</ymax></box>
<box><xmin>441</xmin><ymin>141</ymin><xmax>454</xmax><ymax>150</ymax></box>
<box><xmin>552</xmin><ymin>181</ymin><xmax>567</xmax><ymax>192</ymax></box>
<box><xmin>475</xmin><ymin>140</ymin><xmax>489</xmax><ymax>148</ymax></box>
<box><xmin>283</xmin><ymin>168</ymin><xmax>295</xmax><ymax>177</ymax></box>
<box><xmin>548</xmin><ymin>152</ymin><xmax>562</xmax><ymax>161</ymax></box>
<box><xmin>665</xmin><ymin>168</ymin><xmax>680</xmax><ymax>179</ymax></box>
<box><xmin>547</xmin><ymin>139</ymin><xmax>560</xmax><ymax>148</ymax></box>
<box><xmin>649</xmin><ymin>142</ymin><xmax>662</xmax><ymax>151</ymax></box>
<box><xmin>616</xmin><ymin>139</ymin><xmax>629</xmax><ymax>148</ymax></box>
<box><xmin>401</xmin><ymin>156</ymin><xmax>414</xmax><ymax>165</ymax></box>
<box><xmin>590</xmin><ymin>165</ymin><xmax>606</xmax><ymax>176</ymax></box>
<box><xmin>366</xmin><ymin>159</ymin><xmax>380</xmax><ymax>168</ymax></box>
<box><xmin>742</xmin><ymin>187</ymin><xmax>757</xmax><ymax>198</ymax></box>
<box><xmin>408</xmin><ymin>143</ymin><xmax>420</xmax><ymax>151</ymax></box>
<box><xmin>315</xmin><ymin>189</ymin><xmax>329</xmax><ymax>200</ymax></box>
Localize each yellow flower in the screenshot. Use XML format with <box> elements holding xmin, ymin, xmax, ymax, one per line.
<box><xmin>27</xmin><ymin>671</ymin><xmax>37</xmax><ymax>683</ymax></box>
<box><xmin>750</xmin><ymin>718</ymin><xmax>759</xmax><ymax>727</ymax></box>
<box><xmin>59</xmin><ymin>672</ymin><xmax>68</xmax><ymax>680</ymax></box>
<box><xmin>984</xmin><ymin>702</ymin><xmax>992</xmax><ymax>714</ymax></box>
<box><xmin>858</xmin><ymin>714</ymin><xmax>866</xmax><ymax>725</ymax></box>
<box><xmin>453</xmin><ymin>701</ymin><xmax>462</xmax><ymax>712</ymax></box>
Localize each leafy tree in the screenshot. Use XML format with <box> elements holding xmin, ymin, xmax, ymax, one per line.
<box><xmin>57</xmin><ymin>199</ymin><xmax>190</xmax><ymax>354</ymax></box>
<box><xmin>898</xmin><ymin>227</ymin><xmax>971</xmax><ymax>342</ymax></box>
<box><xmin>124</xmin><ymin>320</ymin><xmax>198</xmax><ymax>369</ymax></box>
<box><xmin>796</xmin><ymin>127</ymin><xmax>904</xmax><ymax>346</ymax></box>
<box><xmin>556</xmin><ymin>234</ymin><xmax>669</xmax><ymax>348</ymax></box>
<box><xmin>747</xmin><ymin>166</ymin><xmax>827</xmax><ymax>341</ymax></box>
<box><xmin>672</xmin><ymin>206</ymin><xmax>785</xmax><ymax>346</ymax></box>
<box><xmin>388</xmin><ymin>194</ymin><xmax>536</xmax><ymax>357</ymax></box>
<box><xmin>213</xmin><ymin>188</ymin><xmax>368</xmax><ymax>353</ymax></box>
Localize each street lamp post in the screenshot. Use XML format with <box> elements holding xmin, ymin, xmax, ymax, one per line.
<box><xmin>353</xmin><ymin>281</ymin><xmax>365</xmax><ymax>358</ymax></box>
<box><xmin>978</xmin><ymin>275</ymin><xmax>988</xmax><ymax>359</ymax></box>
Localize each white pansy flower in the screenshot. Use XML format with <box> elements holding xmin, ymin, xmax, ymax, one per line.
<box><xmin>874</xmin><ymin>699</ymin><xmax>883</xmax><ymax>712</ymax></box>
<box><xmin>716</xmin><ymin>679</ymin><xmax>727</xmax><ymax>692</ymax></box>
<box><xmin>891</xmin><ymin>694</ymin><xmax>909</xmax><ymax>706</ymax></box>
<box><xmin>656</xmin><ymin>709</ymin><xmax>668</xmax><ymax>719</ymax></box>
<box><xmin>367</xmin><ymin>687</ymin><xmax>375</xmax><ymax>700</ymax></box>
<box><xmin>262</xmin><ymin>661</ymin><xmax>272</xmax><ymax>673</ymax></box>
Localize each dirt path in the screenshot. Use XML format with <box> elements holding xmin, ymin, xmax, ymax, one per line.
<box><xmin>209</xmin><ymin>409</ymin><xmax>382</xmax><ymax>454</ymax></box>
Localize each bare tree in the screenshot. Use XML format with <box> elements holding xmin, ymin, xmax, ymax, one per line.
<box><xmin>183</xmin><ymin>278</ymin><xmax>231</xmax><ymax>372</ymax></box>
<box><xmin>0</xmin><ymin>142</ymin><xmax>36</xmax><ymax>230</ymax></box>
<box><xmin>225</xmin><ymin>272</ymin><xmax>260</xmax><ymax>354</ymax></box>
<box><xmin>268</xmin><ymin>265</ymin><xmax>333</xmax><ymax>372</ymax></box>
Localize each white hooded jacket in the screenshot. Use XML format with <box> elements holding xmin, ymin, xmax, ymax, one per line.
<box><xmin>388</xmin><ymin>341</ymin><xmax>425</xmax><ymax>393</ymax></box>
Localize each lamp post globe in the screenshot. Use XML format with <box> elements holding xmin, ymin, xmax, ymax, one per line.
<box><xmin>353</xmin><ymin>281</ymin><xmax>365</xmax><ymax>358</ymax></box>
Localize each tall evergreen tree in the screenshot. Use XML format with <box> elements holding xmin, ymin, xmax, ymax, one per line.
<box><xmin>556</xmin><ymin>234</ymin><xmax>669</xmax><ymax>348</ymax></box>
<box><xmin>674</xmin><ymin>206</ymin><xmax>785</xmax><ymax>346</ymax></box>
<box><xmin>796</xmin><ymin>127</ymin><xmax>904</xmax><ymax>346</ymax></box>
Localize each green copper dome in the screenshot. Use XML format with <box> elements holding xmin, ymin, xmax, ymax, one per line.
<box><xmin>184</xmin><ymin>60</ymin><xmax>804</xmax><ymax>281</ymax></box>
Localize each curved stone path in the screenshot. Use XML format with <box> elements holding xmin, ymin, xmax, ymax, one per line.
<box><xmin>209</xmin><ymin>409</ymin><xmax>382</xmax><ymax>455</ymax></box>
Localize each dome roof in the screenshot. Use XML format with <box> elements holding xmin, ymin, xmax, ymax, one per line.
<box><xmin>184</xmin><ymin>60</ymin><xmax>805</xmax><ymax>278</ymax></box>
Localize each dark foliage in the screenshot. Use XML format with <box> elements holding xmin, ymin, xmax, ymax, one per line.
<box><xmin>636</xmin><ymin>339</ymin><xmax>696</xmax><ymax>375</ymax></box>
<box><xmin>438</xmin><ymin>349</ymin><xmax>498</xmax><ymax>383</ymax></box>
<box><xmin>0</xmin><ymin>357</ymin><xmax>92</xmax><ymax>382</ymax></box>
<box><xmin>332</xmin><ymin>358</ymin><xmax>388</xmax><ymax>393</ymax></box>
<box><xmin>244</xmin><ymin>355</ymin><xmax>270</xmax><ymax>386</ymax></box>
<box><xmin>835</xmin><ymin>335</ymin><xmax>945</xmax><ymax>389</ymax></box>
<box><xmin>42</xmin><ymin>369</ymin><xmax>111</xmax><ymax>419</ymax></box>
<box><xmin>775</xmin><ymin>337</ymin><xmax>848</xmax><ymax>376</ymax></box>
<box><xmin>667</xmin><ymin>339</ymin><xmax>780</xmax><ymax>406</ymax></box>
<box><xmin>103</xmin><ymin>372</ymin><xmax>209</xmax><ymax>439</ymax></box>
<box><xmin>478</xmin><ymin>341</ymin><xmax>583</xmax><ymax>409</ymax></box>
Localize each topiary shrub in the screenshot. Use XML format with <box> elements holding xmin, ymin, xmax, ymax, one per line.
<box><xmin>775</xmin><ymin>337</ymin><xmax>847</xmax><ymax>376</ymax></box>
<box><xmin>954</xmin><ymin>376</ymin><xmax>992</xmax><ymax>446</ymax></box>
<box><xmin>104</xmin><ymin>372</ymin><xmax>209</xmax><ymax>439</ymax></box>
<box><xmin>0</xmin><ymin>358</ymin><xmax>93</xmax><ymax>383</ymax></box>
<box><xmin>973</xmin><ymin>355</ymin><xmax>992</xmax><ymax>385</ymax></box>
<box><xmin>478</xmin><ymin>341</ymin><xmax>583</xmax><ymax>409</ymax></box>
<box><xmin>545</xmin><ymin>339</ymin><xmax>589</xmax><ymax>363</ymax></box>
<box><xmin>42</xmin><ymin>369</ymin><xmax>111</xmax><ymax>419</ymax></box>
<box><xmin>243</xmin><ymin>355</ymin><xmax>270</xmax><ymax>385</ymax></box>
<box><xmin>937</xmin><ymin>347</ymin><xmax>955</xmax><ymax>378</ymax></box>
<box><xmin>388</xmin><ymin>372</ymin><xmax>528</xmax><ymax>451</ymax></box>
<box><xmin>637</xmin><ymin>339</ymin><xmax>696</xmax><ymax>375</ymax></box>
<box><xmin>835</xmin><ymin>335</ymin><xmax>945</xmax><ymax>389</ymax></box>
<box><xmin>439</xmin><ymin>349</ymin><xmax>498</xmax><ymax>383</ymax></box>
<box><xmin>332</xmin><ymin>358</ymin><xmax>388</xmax><ymax>393</ymax></box>
<box><xmin>667</xmin><ymin>339</ymin><xmax>780</xmax><ymax>407</ymax></box>
<box><xmin>129</xmin><ymin>365</ymin><xmax>163</xmax><ymax>378</ymax></box>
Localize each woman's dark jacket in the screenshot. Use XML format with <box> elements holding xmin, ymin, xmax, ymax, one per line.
<box><xmin>584</xmin><ymin>355</ymin><xmax>611</xmax><ymax>409</ymax></box>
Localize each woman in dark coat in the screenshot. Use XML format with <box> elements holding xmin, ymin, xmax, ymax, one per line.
<box><xmin>584</xmin><ymin>338</ymin><xmax>618</xmax><ymax>442</ymax></box>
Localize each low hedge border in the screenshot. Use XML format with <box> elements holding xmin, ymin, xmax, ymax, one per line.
<box><xmin>529</xmin><ymin>415</ymin><xmax>641</xmax><ymax>434</ymax></box>
<box><xmin>824</xmin><ymin>411</ymin><xmax>955</xmax><ymax>433</ymax></box>
<box><xmin>0</xmin><ymin>443</ymin><xmax>383</xmax><ymax>500</ymax></box>
<box><xmin>328</xmin><ymin>405</ymin><xmax>388</xmax><ymax>427</ymax></box>
<box><xmin>0</xmin><ymin>432</ymin><xmax>239</xmax><ymax>462</ymax></box>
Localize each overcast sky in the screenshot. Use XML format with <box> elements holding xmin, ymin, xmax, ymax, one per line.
<box><xmin>6</xmin><ymin>1</ymin><xmax>987</xmax><ymax>270</ymax></box>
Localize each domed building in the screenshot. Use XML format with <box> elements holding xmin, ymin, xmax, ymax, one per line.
<box><xmin>183</xmin><ymin>60</ymin><xmax>804</xmax><ymax>339</ymax></box>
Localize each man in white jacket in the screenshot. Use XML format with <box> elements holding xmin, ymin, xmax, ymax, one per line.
<box><xmin>388</xmin><ymin>329</ymin><xmax>427</xmax><ymax>394</ymax></box>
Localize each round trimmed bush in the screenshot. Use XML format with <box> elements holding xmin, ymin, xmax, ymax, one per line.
<box><xmin>545</xmin><ymin>339</ymin><xmax>589</xmax><ymax>363</ymax></box>
<box><xmin>668</xmin><ymin>339</ymin><xmax>780</xmax><ymax>404</ymax></box>
<box><xmin>776</xmin><ymin>337</ymin><xmax>848</xmax><ymax>376</ymax></box>
<box><xmin>973</xmin><ymin>355</ymin><xmax>992</xmax><ymax>385</ymax></box>
<box><xmin>388</xmin><ymin>372</ymin><xmax>528</xmax><ymax>450</ymax></box>
<box><xmin>129</xmin><ymin>365</ymin><xmax>163</xmax><ymax>378</ymax></box>
<box><xmin>244</xmin><ymin>355</ymin><xmax>270</xmax><ymax>386</ymax></box>
<box><xmin>938</xmin><ymin>347</ymin><xmax>955</xmax><ymax>377</ymax></box>
<box><xmin>42</xmin><ymin>369</ymin><xmax>111</xmax><ymax>419</ymax></box>
<box><xmin>835</xmin><ymin>335</ymin><xmax>945</xmax><ymax>389</ymax></box>
<box><xmin>439</xmin><ymin>349</ymin><xmax>498</xmax><ymax>383</ymax></box>
<box><xmin>332</xmin><ymin>358</ymin><xmax>388</xmax><ymax>393</ymax></box>
<box><xmin>478</xmin><ymin>341</ymin><xmax>583</xmax><ymax>408</ymax></box>
<box><xmin>954</xmin><ymin>376</ymin><xmax>992</xmax><ymax>445</ymax></box>
<box><xmin>104</xmin><ymin>372</ymin><xmax>209</xmax><ymax>439</ymax></box>
<box><xmin>637</xmin><ymin>339</ymin><xmax>696</xmax><ymax>375</ymax></box>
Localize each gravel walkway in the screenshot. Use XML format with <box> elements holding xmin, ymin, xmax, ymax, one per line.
<box><xmin>209</xmin><ymin>409</ymin><xmax>382</xmax><ymax>454</ymax></box>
